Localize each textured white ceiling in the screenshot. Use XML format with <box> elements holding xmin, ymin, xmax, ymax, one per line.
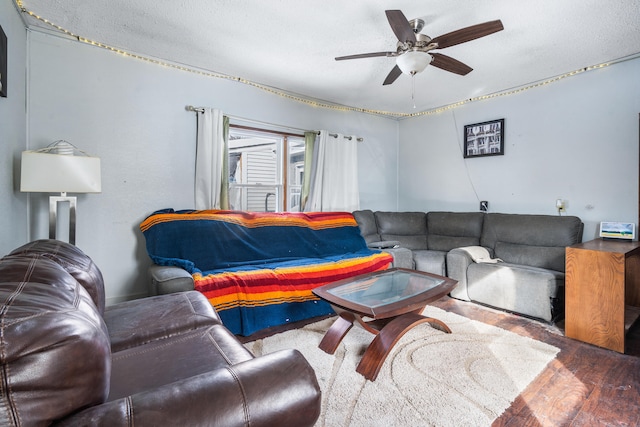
<box><xmin>18</xmin><ymin>0</ymin><xmax>640</xmax><ymax>116</ymax></box>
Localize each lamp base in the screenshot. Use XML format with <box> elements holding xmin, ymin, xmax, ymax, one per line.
<box><xmin>49</xmin><ymin>194</ymin><xmax>77</xmax><ymax>245</ymax></box>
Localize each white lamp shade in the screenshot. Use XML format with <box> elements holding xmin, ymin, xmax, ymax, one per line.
<box><xmin>396</xmin><ymin>51</ymin><xmax>431</xmax><ymax>75</ymax></box>
<box><xmin>21</xmin><ymin>151</ymin><xmax>102</xmax><ymax>193</ymax></box>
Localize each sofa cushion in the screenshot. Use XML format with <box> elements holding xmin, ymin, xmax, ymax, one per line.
<box><xmin>104</xmin><ymin>291</ymin><xmax>221</xmax><ymax>353</ymax></box>
<box><xmin>426</xmin><ymin>212</ymin><xmax>484</xmax><ymax>251</ymax></box>
<box><xmin>480</xmin><ymin>213</ymin><xmax>583</xmax><ymax>272</ymax></box>
<box><xmin>494</xmin><ymin>242</ymin><xmax>566</xmax><ymax>272</ymax></box>
<box><xmin>480</xmin><ymin>213</ymin><xmax>583</xmax><ymax>248</ymax></box>
<box><xmin>467</xmin><ymin>262</ymin><xmax>565</xmax><ymax>321</ymax></box>
<box><xmin>108</xmin><ymin>324</ymin><xmax>255</xmax><ymax>401</ymax></box>
<box><xmin>0</xmin><ymin>254</ymin><xmax>111</xmax><ymax>425</ymax></box>
<box><xmin>374</xmin><ymin>211</ymin><xmax>428</xmax><ymax>250</ymax></box>
<box><xmin>383</xmin><ymin>247</ymin><xmax>414</xmax><ymax>269</ymax></box>
<box><xmin>413</xmin><ymin>250</ymin><xmax>447</xmax><ymax>276</ymax></box>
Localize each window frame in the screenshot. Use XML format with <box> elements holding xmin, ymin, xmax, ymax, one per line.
<box><xmin>228</xmin><ymin>124</ymin><xmax>306</xmax><ymax>212</ymax></box>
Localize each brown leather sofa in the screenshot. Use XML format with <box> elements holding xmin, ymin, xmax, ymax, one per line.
<box><xmin>0</xmin><ymin>240</ymin><xmax>321</xmax><ymax>426</ymax></box>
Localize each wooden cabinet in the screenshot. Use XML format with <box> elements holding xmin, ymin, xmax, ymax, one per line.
<box><xmin>565</xmin><ymin>238</ymin><xmax>640</xmax><ymax>353</ymax></box>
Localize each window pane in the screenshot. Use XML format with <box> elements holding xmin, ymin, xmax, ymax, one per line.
<box><xmin>288</xmin><ymin>138</ymin><xmax>305</xmax><ymax>212</ymax></box>
<box><xmin>229</xmin><ymin>185</ymin><xmax>279</xmax><ymax>212</ymax></box>
<box><xmin>228</xmin><ymin>128</ymin><xmax>305</xmax><ymax>212</ymax></box>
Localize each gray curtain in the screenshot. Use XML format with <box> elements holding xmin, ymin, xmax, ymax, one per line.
<box><xmin>300</xmin><ymin>131</ymin><xmax>317</xmax><ymax>211</ymax></box>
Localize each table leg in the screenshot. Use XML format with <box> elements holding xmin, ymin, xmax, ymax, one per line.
<box><xmin>356</xmin><ymin>312</ymin><xmax>451</xmax><ymax>381</ymax></box>
<box><xmin>318</xmin><ymin>314</ymin><xmax>355</xmax><ymax>354</ymax></box>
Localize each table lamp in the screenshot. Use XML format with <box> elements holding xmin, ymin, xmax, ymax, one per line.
<box><xmin>20</xmin><ymin>140</ymin><xmax>101</xmax><ymax>245</ymax></box>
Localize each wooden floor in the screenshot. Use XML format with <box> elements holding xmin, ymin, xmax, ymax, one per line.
<box><xmin>432</xmin><ymin>297</ymin><xmax>640</xmax><ymax>427</ymax></box>
<box><xmin>242</xmin><ymin>297</ymin><xmax>640</xmax><ymax>426</ymax></box>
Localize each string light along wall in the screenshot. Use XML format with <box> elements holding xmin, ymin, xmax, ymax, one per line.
<box><xmin>16</xmin><ymin>0</ymin><xmax>622</xmax><ymax>119</ymax></box>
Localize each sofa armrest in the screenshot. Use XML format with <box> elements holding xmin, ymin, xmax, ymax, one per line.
<box><xmin>446</xmin><ymin>248</ymin><xmax>475</xmax><ymax>301</ymax></box>
<box><xmin>366</xmin><ymin>241</ymin><xmax>413</xmax><ymax>268</ymax></box>
<box><xmin>148</xmin><ymin>265</ymin><xmax>194</xmax><ymax>295</ymax></box>
<box><xmin>384</xmin><ymin>247</ymin><xmax>414</xmax><ymax>269</ymax></box>
<box><xmin>367</xmin><ymin>240</ymin><xmax>401</xmax><ymax>249</ymax></box>
<box><xmin>55</xmin><ymin>349</ymin><xmax>321</xmax><ymax>427</ymax></box>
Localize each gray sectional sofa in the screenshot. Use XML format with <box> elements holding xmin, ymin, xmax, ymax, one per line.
<box><xmin>353</xmin><ymin>210</ymin><xmax>584</xmax><ymax>322</ymax></box>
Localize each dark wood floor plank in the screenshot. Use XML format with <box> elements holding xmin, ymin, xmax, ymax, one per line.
<box><xmin>431</xmin><ymin>297</ymin><xmax>640</xmax><ymax>426</ymax></box>
<box><xmin>569</xmin><ymin>354</ymin><xmax>640</xmax><ymax>426</ymax></box>
<box><xmin>498</xmin><ymin>358</ymin><xmax>590</xmax><ymax>426</ymax></box>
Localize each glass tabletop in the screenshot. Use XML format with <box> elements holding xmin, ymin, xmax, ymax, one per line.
<box><xmin>325</xmin><ymin>269</ymin><xmax>445</xmax><ymax>309</ymax></box>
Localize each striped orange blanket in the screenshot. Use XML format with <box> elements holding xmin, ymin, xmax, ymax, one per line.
<box><xmin>141</xmin><ymin>209</ymin><xmax>393</xmax><ymax>335</ymax></box>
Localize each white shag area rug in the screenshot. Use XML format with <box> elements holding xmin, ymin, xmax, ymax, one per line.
<box><xmin>245</xmin><ymin>306</ymin><xmax>559</xmax><ymax>427</ymax></box>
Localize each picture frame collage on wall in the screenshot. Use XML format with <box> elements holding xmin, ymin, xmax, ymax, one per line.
<box><xmin>463</xmin><ymin>119</ymin><xmax>504</xmax><ymax>158</ymax></box>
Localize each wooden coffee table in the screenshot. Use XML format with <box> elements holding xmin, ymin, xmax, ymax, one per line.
<box><xmin>312</xmin><ymin>268</ymin><xmax>457</xmax><ymax>381</ymax></box>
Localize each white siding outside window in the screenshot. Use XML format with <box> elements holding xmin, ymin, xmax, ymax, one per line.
<box><xmin>228</xmin><ymin>128</ymin><xmax>304</xmax><ymax>212</ymax></box>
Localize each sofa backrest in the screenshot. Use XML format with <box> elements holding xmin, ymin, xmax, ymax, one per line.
<box><xmin>426</xmin><ymin>212</ymin><xmax>485</xmax><ymax>251</ymax></box>
<box><xmin>480</xmin><ymin>213</ymin><xmax>584</xmax><ymax>272</ymax></box>
<box><xmin>352</xmin><ymin>210</ymin><xmax>380</xmax><ymax>243</ymax></box>
<box><xmin>9</xmin><ymin>239</ymin><xmax>106</xmax><ymax>315</ymax></box>
<box><xmin>374</xmin><ymin>211</ymin><xmax>428</xmax><ymax>250</ymax></box>
<box><xmin>0</xmin><ymin>253</ymin><xmax>110</xmax><ymax>425</ymax></box>
<box><xmin>141</xmin><ymin>210</ymin><xmax>372</xmax><ymax>272</ymax></box>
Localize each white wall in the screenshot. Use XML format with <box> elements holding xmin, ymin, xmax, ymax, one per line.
<box><xmin>23</xmin><ymin>22</ymin><xmax>639</xmax><ymax>303</ymax></box>
<box><xmin>26</xmin><ymin>31</ymin><xmax>399</xmax><ymax>304</ymax></box>
<box><xmin>399</xmin><ymin>57</ymin><xmax>640</xmax><ymax>241</ymax></box>
<box><xmin>0</xmin><ymin>1</ymin><xmax>27</xmax><ymax>256</ymax></box>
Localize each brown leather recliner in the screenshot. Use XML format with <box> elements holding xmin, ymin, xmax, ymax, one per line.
<box><xmin>0</xmin><ymin>240</ymin><xmax>321</xmax><ymax>426</ymax></box>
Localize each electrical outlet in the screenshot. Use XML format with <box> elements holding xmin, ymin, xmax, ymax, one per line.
<box><xmin>480</xmin><ymin>201</ymin><xmax>489</xmax><ymax>212</ymax></box>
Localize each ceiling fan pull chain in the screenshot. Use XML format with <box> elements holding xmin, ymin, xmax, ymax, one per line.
<box><xmin>412</xmin><ymin>73</ymin><xmax>417</xmax><ymax>109</ymax></box>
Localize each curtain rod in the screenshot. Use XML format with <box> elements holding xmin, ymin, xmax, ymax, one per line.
<box><xmin>186</xmin><ymin>105</ymin><xmax>363</xmax><ymax>142</ymax></box>
<box><xmin>326</xmin><ymin>133</ymin><xmax>363</xmax><ymax>142</ymax></box>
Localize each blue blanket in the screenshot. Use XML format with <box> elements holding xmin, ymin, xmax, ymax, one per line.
<box><xmin>141</xmin><ymin>209</ymin><xmax>393</xmax><ymax>335</ymax></box>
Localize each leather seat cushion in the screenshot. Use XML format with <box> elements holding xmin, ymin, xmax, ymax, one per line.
<box><xmin>104</xmin><ymin>290</ymin><xmax>221</xmax><ymax>352</ymax></box>
<box><xmin>108</xmin><ymin>324</ymin><xmax>254</xmax><ymax>401</ymax></box>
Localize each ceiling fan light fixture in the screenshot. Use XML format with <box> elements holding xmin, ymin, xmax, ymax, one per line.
<box><xmin>396</xmin><ymin>51</ymin><xmax>431</xmax><ymax>75</ymax></box>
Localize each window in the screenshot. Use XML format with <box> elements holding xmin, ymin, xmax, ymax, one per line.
<box><xmin>228</xmin><ymin>126</ymin><xmax>306</xmax><ymax>212</ymax></box>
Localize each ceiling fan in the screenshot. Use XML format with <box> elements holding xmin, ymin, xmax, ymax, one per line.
<box><xmin>335</xmin><ymin>10</ymin><xmax>504</xmax><ymax>85</ymax></box>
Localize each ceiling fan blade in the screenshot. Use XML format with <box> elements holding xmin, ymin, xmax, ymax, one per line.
<box><xmin>430</xmin><ymin>53</ymin><xmax>473</xmax><ymax>75</ymax></box>
<box><xmin>430</xmin><ymin>20</ymin><xmax>504</xmax><ymax>49</ymax></box>
<box><xmin>335</xmin><ymin>51</ymin><xmax>395</xmax><ymax>61</ymax></box>
<box><xmin>385</xmin><ymin>10</ymin><xmax>416</xmax><ymax>43</ymax></box>
<box><xmin>383</xmin><ymin>65</ymin><xmax>403</xmax><ymax>85</ymax></box>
